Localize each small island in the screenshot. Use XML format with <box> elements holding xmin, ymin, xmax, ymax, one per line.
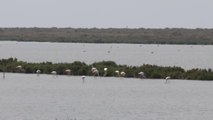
<box><xmin>0</xmin><ymin>58</ymin><xmax>213</xmax><ymax>80</ymax></box>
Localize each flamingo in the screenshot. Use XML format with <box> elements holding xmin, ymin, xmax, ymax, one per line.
<box><xmin>51</xmin><ymin>71</ymin><xmax>57</xmax><ymax>77</ymax></box>
<box><xmin>65</xmin><ymin>69</ymin><xmax>71</xmax><ymax>75</ymax></box>
<box><xmin>16</xmin><ymin>65</ymin><xmax>22</xmax><ymax>69</ymax></box>
<box><xmin>36</xmin><ymin>69</ymin><xmax>41</xmax><ymax>76</ymax></box>
<box><xmin>103</xmin><ymin>67</ymin><xmax>108</xmax><ymax>77</ymax></box>
<box><xmin>115</xmin><ymin>70</ymin><xmax>120</xmax><ymax>77</ymax></box>
<box><xmin>16</xmin><ymin>65</ymin><xmax>25</xmax><ymax>73</ymax></box>
<box><xmin>82</xmin><ymin>75</ymin><xmax>86</xmax><ymax>83</ymax></box>
<box><xmin>91</xmin><ymin>67</ymin><xmax>99</xmax><ymax>76</ymax></box>
<box><xmin>115</xmin><ymin>70</ymin><xmax>126</xmax><ymax>77</ymax></box>
<box><xmin>138</xmin><ymin>71</ymin><xmax>145</xmax><ymax>79</ymax></box>
<box><xmin>120</xmin><ymin>71</ymin><xmax>126</xmax><ymax>77</ymax></box>
<box><xmin>51</xmin><ymin>71</ymin><xmax>57</xmax><ymax>74</ymax></box>
<box><xmin>165</xmin><ymin>76</ymin><xmax>171</xmax><ymax>83</ymax></box>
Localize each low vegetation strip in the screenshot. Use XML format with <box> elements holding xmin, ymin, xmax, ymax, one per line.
<box><xmin>0</xmin><ymin>58</ymin><xmax>213</xmax><ymax>80</ymax></box>
<box><xmin>1</xmin><ymin>28</ymin><xmax>213</xmax><ymax>44</ymax></box>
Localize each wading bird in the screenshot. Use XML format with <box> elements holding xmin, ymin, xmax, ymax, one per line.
<box><xmin>115</xmin><ymin>70</ymin><xmax>120</xmax><ymax>77</ymax></box>
<box><xmin>16</xmin><ymin>65</ymin><xmax>25</xmax><ymax>73</ymax></box>
<box><xmin>138</xmin><ymin>71</ymin><xmax>145</xmax><ymax>79</ymax></box>
<box><xmin>165</xmin><ymin>76</ymin><xmax>171</xmax><ymax>84</ymax></box>
<box><xmin>65</xmin><ymin>69</ymin><xmax>71</xmax><ymax>75</ymax></box>
<box><xmin>51</xmin><ymin>71</ymin><xmax>57</xmax><ymax>77</ymax></box>
<box><xmin>103</xmin><ymin>67</ymin><xmax>108</xmax><ymax>77</ymax></box>
<box><xmin>120</xmin><ymin>71</ymin><xmax>126</xmax><ymax>77</ymax></box>
<box><xmin>91</xmin><ymin>67</ymin><xmax>99</xmax><ymax>76</ymax></box>
<box><xmin>36</xmin><ymin>69</ymin><xmax>41</xmax><ymax>76</ymax></box>
<box><xmin>82</xmin><ymin>75</ymin><xmax>86</xmax><ymax>83</ymax></box>
<box><xmin>115</xmin><ymin>70</ymin><xmax>126</xmax><ymax>77</ymax></box>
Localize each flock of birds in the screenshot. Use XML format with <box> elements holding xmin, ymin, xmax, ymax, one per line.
<box><xmin>1</xmin><ymin>65</ymin><xmax>171</xmax><ymax>83</ymax></box>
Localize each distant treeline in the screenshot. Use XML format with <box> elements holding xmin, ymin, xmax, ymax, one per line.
<box><xmin>1</xmin><ymin>28</ymin><xmax>213</xmax><ymax>44</ymax></box>
<box><xmin>0</xmin><ymin>58</ymin><xmax>213</xmax><ymax>80</ymax></box>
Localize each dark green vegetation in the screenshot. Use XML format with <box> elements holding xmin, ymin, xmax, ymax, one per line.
<box><xmin>1</xmin><ymin>28</ymin><xmax>213</xmax><ymax>44</ymax></box>
<box><xmin>0</xmin><ymin>58</ymin><xmax>213</xmax><ymax>80</ymax></box>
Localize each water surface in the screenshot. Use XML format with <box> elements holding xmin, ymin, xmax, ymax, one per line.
<box><xmin>0</xmin><ymin>41</ymin><xmax>213</xmax><ymax>69</ymax></box>
<box><xmin>0</xmin><ymin>73</ymin><xmax>213</xmax><ymax>120</ymax></box>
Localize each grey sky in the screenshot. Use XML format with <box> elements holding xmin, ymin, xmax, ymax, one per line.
<box><xmin>0</xmin><ymin>0</ymin><xmax>212</xmax><ymax>28</ymax></box>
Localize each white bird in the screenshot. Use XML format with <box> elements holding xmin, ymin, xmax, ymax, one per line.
<box><xmin>91</xmin><ymin>67</ymin><xmax>99</xmax><ymax>76</ymax></box>
<box><xmin>65</xmin><ymin>69</ymin><xmax>71</xmax><ymax>75</ymax></box>
<box><xmin>51</xmin><ymin>71</ymin><xmax>57</xmax><ymax>75</ymax></box>
<box><xmin>103</xmin><ymin>67</ymin><xmax>108</xmax><ymax>77</ymax></box>
<box><xmin>16</xmin><ymin>65</ymin><xmax>25</xmax><ymax>73</ymax></box>
<box><xmin>165</xmin><ymin>76</ymin><xmax>171</xmax><ymax>83</ymax></box>
<box><xmin>166</xmin><ymin>76</ymin><xmax>171</xmax><ymax>80</ymax></box>
<box><xmin>104</xmin><ymin>67</ymin><xmax>108</xmax><ymax>71</ymax></box>
<box><xmin>51</xmin><ymin>71</ymin><xmax>57</xmax><ymax>77</ymax></box>
<box><xmin>16</xmin><ymin>65</ymin><xmax>22</xmax><ymax>69</ymax></box>
<box><xmin>115</xmin><ymin>70</ymin><xmax>120</xmax><ymax>77</ymax></box>
<box><xmin>36</xmin><ymin>69</ymin><xmax>41</xmax><ymax>76</ymax></box>
<box><xmin>82</xmin><ymin>75</ymin><xmax>86</xmax><ymax>83</ymax></box>
<box><xmin>138</xmin><ymin>71</ymin><xmax>145</xmax><ymax>79</ymax></box>
<box><xmin>51</xmin><ymin>71</ymin><xmax>57</xmax><ymax>74</ymax></box>
<box><xmin>82</xmin><ymin>75</ymin><xmax>86</xmax><ymax>79</ymax></box>
<box><xmin>120</xmin><ymin>71</ymin><xmax>126</xmax><ymax>77</ymax></box>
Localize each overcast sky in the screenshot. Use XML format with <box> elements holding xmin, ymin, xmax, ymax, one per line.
<box><xmin>0</xmin><ymin>0</ymin><xmax>212</xmax><ymax>28</ymax></box>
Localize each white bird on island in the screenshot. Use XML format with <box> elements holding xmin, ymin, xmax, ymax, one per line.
<box><xmin>65</xmin><ymin>69</ymin><xmax>71</xmax><ymax>75</ymax></box>
<box><xmin>104</xmin><ymin>67</ymin><xmax>108</xmax><ymax>71</ymax></box>
<box><xmin>165</xmin><ymin>76</ymin><xmax>171</xmax><ymax>83</ymax></box>
<box><xmin>115</xmin><ymin>70</ymin><xmax>126</xmax><ymax>77</ymax></box>
<box><xmin>51</xmin><ymin>71</ymin><xmax>57</xmax><ymax>74</ymax></box>
<box><xmin>103</xmin><ymin>67</ymin><xmax>108</xmax><ymax>77</ymax></box>
<box><xmin>91</xmin><ymin>67</ymin><xmax>96</xmax><ymax>71</ymax></box>
<box><xmin>91</xmin><ymin>67</ymin><xmax>99</xmax><ymax>76</ymax></box>
<box><xmin>115</xmin><ymin>70</ymin><xmax>120</xmax><ymax>77</ymax></box>
<box><xmin>120</xmin><ymin>71</ymin><xmax>126</xmax><ymax>77</ymax></box>
<box><xmin>36</xmin><ymin>69</ymin><xmax>41</xmax><ymax>76</ymax></box>
<box><xmin>138</xmin><ymin>71</ymin><xmax>145</xmax><ymax>79</ymax></box>
<box><xmin>16</xmin><ymin>65</ymin><xmax>25</xmax><ymax>73</ymax></box>
<box><xmin>16</xmin><ymin>65</ymin><xmax>22</xmax><ymax>69</ymax></box>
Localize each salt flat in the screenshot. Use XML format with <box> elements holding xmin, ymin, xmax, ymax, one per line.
<box><xmin>0</xmin><ymin>73</ymin><xmax>213</xmax><ymax>120</ymax></box>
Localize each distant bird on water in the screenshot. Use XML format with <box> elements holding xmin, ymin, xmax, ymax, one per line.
<box><xmin>51</xmin><ymin>71</ymin><xmax>57</xmax><ymax>77</ymax></box>
<box><xmin>165</xmin><ymin>76</ymin><xmax>171</xmax><ymax>84</ymax></box>
<box><xmin>82</xmin><ymin>75</ymin><xmax>86</xmax><ymax>83</ymax></box>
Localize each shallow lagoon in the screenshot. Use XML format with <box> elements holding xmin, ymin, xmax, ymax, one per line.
<box><xmin>1</xmin><ymin>73</ymin><xmax>213</xmax><ymax>120</ymax></box>
<box><xmin>1</xmin><ymin>41</ymin><xmax>213</xmax><ymax>120</ymax></box>
<box><xmin>0</xmin><ymin>41</ymin><xmax>213</xmax><ymax>69</ymax></box>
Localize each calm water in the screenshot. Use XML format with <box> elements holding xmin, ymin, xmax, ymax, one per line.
<box><xmin>1</xmin><ymin>41</ymin><xmax>213</xmax><ymax>120</ymax></box>
<box><xmin>0</xmin><ymin>41</ymin><xmax>213</xmax><ymax>69</ymax></box>
<box><xmin>0</xmin><ymin>73</ymin><xmax>213</xmax><ymax>120</ymax></box>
